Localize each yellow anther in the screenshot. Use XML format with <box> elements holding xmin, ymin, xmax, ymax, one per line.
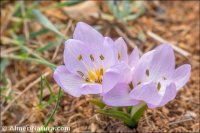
<box><xmin>100</xmin><ymin>55</ymin><xmax>104</xmax><ymax>60</ymax></box>
<box><xmin>137</xmin><ymin>82</ymin><xmax>141</xmax><ymax>85</ymax></box>
<box><xmin>146</xmin><ymin>69</ymin><xmax>150</xmax><ymax>76</ymax></box>
<box><xmin>88</xmin><ymin>71</ymin><xmax>96</xmax><ymax>81</ymax></box>
<box><xmin>100</xmin><ymin>68</ymin><xmax>104</xmax><ymax>75</ymax></box>
<box><xmin>77</xmin><ymin>71</ymin><xmax>84</xmax><ymax>77</ymax></box>
<box><xmin>157</xmin><ymin>82</ymin><xmax>161</xmax><ymax>91</ymax></box>
<box><xmin>78</xmin><ymin>54</ymin><xmax>82</xmax><ymax>61</ymax></box>
<box><xmin>129</xmin><ymin>82</ymin><xmax>134</xmax><ymax>90</ymax></box>
<box><xmin>95</xmin><ymin>69</ymin><xmax>100</xmax><ymax>77</ymax></box>
<box><xmin>85</xmin><ymin>78</ymin><xmax>90</xmax><ymax>82</ymax></box>
<box><xmin>90</xmin><ymin>54</ymin><xmax>95</xmax><ymax>61</ymax></box>
<box><xmin>118</xmin><ymin>52</ymin><xmax>121</xmax><ymax>60</ymax></box>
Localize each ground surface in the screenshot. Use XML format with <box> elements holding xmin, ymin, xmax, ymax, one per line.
<box><xmin>1</xmin><ymin>1</ymin><xmax>199</xmax><ymax>132</ymax></box>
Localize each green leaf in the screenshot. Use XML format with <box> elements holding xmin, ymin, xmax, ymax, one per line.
<box><xmin>39</xmin><ymin>76</ymin><xmax>44</xmax><ymax>107</ymax></box>
<box><xmin>56</xmin><ymin>0</ymin><xmax>82</xmax><ymax>7</ymax></box>
<box><xmin>131</xmin><ymin>102</ymin><xmax>147</xmax><ymax>124</ymax></box>
<box><xmin>36</xmin><ymin>41</ymin><xmax>59</xmax><ymax>52</ymax></box>
<box><xmin>89</xmin><ymin>99</ymin><xmax>106</xmax><ymax>109</ymax></box>
<box><xmin>0</xmin><ymin>59</ymin><xmax>10</xmax><ymax>76</ymax></box>
<box><xmin>31</xmin><ymin>9</ymin><xmax>66</xmax><ymax>39</ymax></box>
<box><xmin>30</xmin><ymin>28</ymin><xmax>49</xmax><ymax>39</ymax></box>
<box><xmin>98</xmin><ymin>109</ymin><xmax>136</xmax><ymax>128</ymax></box>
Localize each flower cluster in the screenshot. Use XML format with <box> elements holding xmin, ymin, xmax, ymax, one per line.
<box><xmin>54</xmin><ymin>22</ymin><xmax>191</xmax><ymax>109</ymax></box>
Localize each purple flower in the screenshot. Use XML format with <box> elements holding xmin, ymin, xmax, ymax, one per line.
<box><xmin>54</xmin><ymin>22</ymin><xmax>131</xmax><ymax>97</ymax></box>
<box><xmin>103</xmin><ymin>44</ymin><xmax>191</xmax><ymax>108</ymax></box>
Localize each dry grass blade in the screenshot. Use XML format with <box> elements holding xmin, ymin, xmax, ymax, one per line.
<box><xmin>114</xmin><ymin>27</ymin><xmax>143</xmax><ymax>54</ymax></box>
<box><xmin>147</xmin><ymin>31</ymin><xmax>190</xmax><ymax>57</ymax></box>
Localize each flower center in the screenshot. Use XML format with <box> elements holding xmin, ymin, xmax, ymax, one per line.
<box><xmin>77</xmin><ymin>54</ymin><xmax>106</xmax><ymax>84</ymax></box>
<box><xmin>87</xmin><ymin>68</ymin><xmax>105</xmax><ymax>84</ymax></box>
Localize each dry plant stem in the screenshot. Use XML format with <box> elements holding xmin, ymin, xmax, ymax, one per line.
<box><xmin>20</xmin><ymin>0</ymin><xmax>29</xmax><ymax>41</ymax></box>
<box><xmin>114</xmin><ymin>27</ymin><xmax>143</xmax><ymax>54</ymax></box>
<box><xmin>147</xmin><ymin>31</ymin><xmax>190</xmax><ymax>57</ymax></box>
<box><xmin>1</xmin><ymin>72</ymin><xmax>50</xmax><ymax>116</ymax></box>
<box><xmin>169</xmin><ymin>117</ymin><xmax>193</xmax><ymax>126</ymax></box>
<box><xmin>1</xmin><ymin>47</ymin><xmax>20</xmax><ymax>55</ymax></box>
<box><xmin>52</xmin><ymin>20</ymin><xmax>72</xmax><ymax>60</ymax></box>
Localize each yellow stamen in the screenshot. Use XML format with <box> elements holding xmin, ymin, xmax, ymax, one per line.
<box><xmin>90</xmin><ymin>54</ymin><xmax>95</xmax><ymax>61</ymax></box>
<box><xmin>157</xmin><ymin>82</ymin><xmax>161</xmax><ymax>91</ymax></box>
<box><xmin>100</xmin><ymin>55</ymin><xmax>104</xmax><ymax>60</ymax></box>
<box><xmin>129</xmin><ymin>82</ymin><xmax>134</xmax><ymax>90</ymax></box>
<box><xmin>118</xmin><ymin>52</ymin><xmax>121</xmax><ymax>60</ymax></box>
<box><xmin>88</xmin><ymin>71</ymin><xmax>96</xmax><ymax>81</ymax></box>
<box><xmin>77</xmin><ymin>71</ymin><xmax>84</xmax><ymax>77</ymax></box>
<box><xmin>146</xmin><ymin>69</ymin><xmax>150</xmax><ymax>76</ymax></box>
<box><xmin>85</xmin><ymin>78</ymin><xmax>90</xmax><ymax>82</ymax></box>
<box><xmin>95</xmin><ymin>69</ymin><xmax>100</xmax><ymax>77</ymax></box>
<box><xmin>100</xmin><ymin>68</ymin><xmax>104</xmax><ymax>75</ymax></box>
<box><xmin>78</xmin><ymin>54</ymin><xmax>82</xmax><ymax>61</ymax></box>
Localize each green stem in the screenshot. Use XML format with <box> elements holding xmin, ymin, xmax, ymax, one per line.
<box><xmin>44</xmin><ymin>88</ymin><xmax>62</xmax><ymax>127</ymax></box>
<box><xmin>39</xmin><ymin>76</ymin><xmax>44</xmax><ymax>106</ymax></box>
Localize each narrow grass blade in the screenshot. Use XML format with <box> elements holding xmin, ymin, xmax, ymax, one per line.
<box><xmin>31</xmin><ymin>9</ymin><xmax>66</xmax><ymax>39</ymax></box>
<box><xmin>1</xmin><ymin>54</ymin><xmax>56</xmax><ymax>70</ymax></box>
<box><xmin>39</xmin><ymin>76</ymin><xmax>44</xmax><ymax>107</ymax></box>
<box><xmin>43</xmin><ymin>88</ymin><xmax>62</xmax><ymax>127</ymax></box>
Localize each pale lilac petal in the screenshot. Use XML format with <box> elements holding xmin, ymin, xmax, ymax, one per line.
<box><xmin>132</xmin><ymin>50</ymin><xmax>155</xmax><ymax>86</ymax></box>
<box><xmin>54</xmin><ymin>65</ymin><xmax>84</xmax><ymax>97</ymax></box>
<box><xmin>64</xmin><ymin>39</ymin><xmax>95</xmax><ymax>75</ymax></box>
<box><xmin>99</xmin><ymin>37</ymin><xmax>117</xmax><ymax>68</ymax></box>
<box><xmin>132</xmin><ymin>44</ymin><xmax>175</xmax><ymax>85</ymax></box>
<box><xmin>102</xmin><ymin>62</ymin><xmax>132</xmax><ymax>94</ymax></box>
<box><xmin>130</xmin><ymin>81</ymin><xmax>177</xmax><ymax>108</ymax></box>
<box><xmin>158</xmin><ymin>83</ymin><xmax>177</xmax><ymax>107</ymax></box>
<box><xmin>73</xmin><ymin>22</ymin><xmax>104</xmax><ymax>46</ymax></box>
<box><xmin>114</xmin><ymin>37</ymin><xmax>128</xmax><ymax>63</ymax></box>
<box><xmin>128</xmin><ymin>47</ymin><xmax>139</xmax><ymax>68</ymax></box>
<box><xmin>148</xmin><ymin>44</ymin><xmax>175</xmax><ymax>80</ymax></box>
<box><xmin>169</xmin><ymin>64</ymin><xmax>191</xmax><ymax>90</ymax></box>
<box><xmin>81</xmin><ymin>83</ymin><xmax>102</xmax><ymax>95</ymax></box>
<box><xmin>103</xmin><ymin>83</ymin><xmax>139</xmax><ymax>106</ymax></box>
<box><xmin>102</xmin><ymin>68</ymin><xmax>120</xmax><ymax>94</ymax></box>
<box><xmin>129</xmin><ymin>82</ymin><xmax>162</xmax><ymax>107</ymax></box>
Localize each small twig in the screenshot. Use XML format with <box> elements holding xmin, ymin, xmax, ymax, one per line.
<box><xmin>1</xmin><ymin>47</ymin><xmax>20</xmax><ymax>55</ymax></box>
<box><xmin>147</xmin><ymin>31</ymin><xmax>190</xmax><ymax>57</ymax></box>
<box><xmin>169</xmin><ymin>117</ymin><xmax>193</xmax><ymax>126</ymax></box>
<box><xmin>52</xmin><ymin>20</ymin><xmax>72</xmax><ymax>60</ymax></box>
<box><xmin>1</xmin><ymin>72</ymin><xmax>50</xmax><ymax>116</ymax></box>
<box><xmin>12</xmin><ymin>74</ymin><xmax>37</xmax><ymax>89</ymax></box>
<box><xmin>1</xmin><ymin>6</ymin><xmax>14</xmax><ymax>35</ymax></box>
<box><xmin>20</xmin><ymin>0</ymin><xmax>29</xmax><ymax>41</ymax></box>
